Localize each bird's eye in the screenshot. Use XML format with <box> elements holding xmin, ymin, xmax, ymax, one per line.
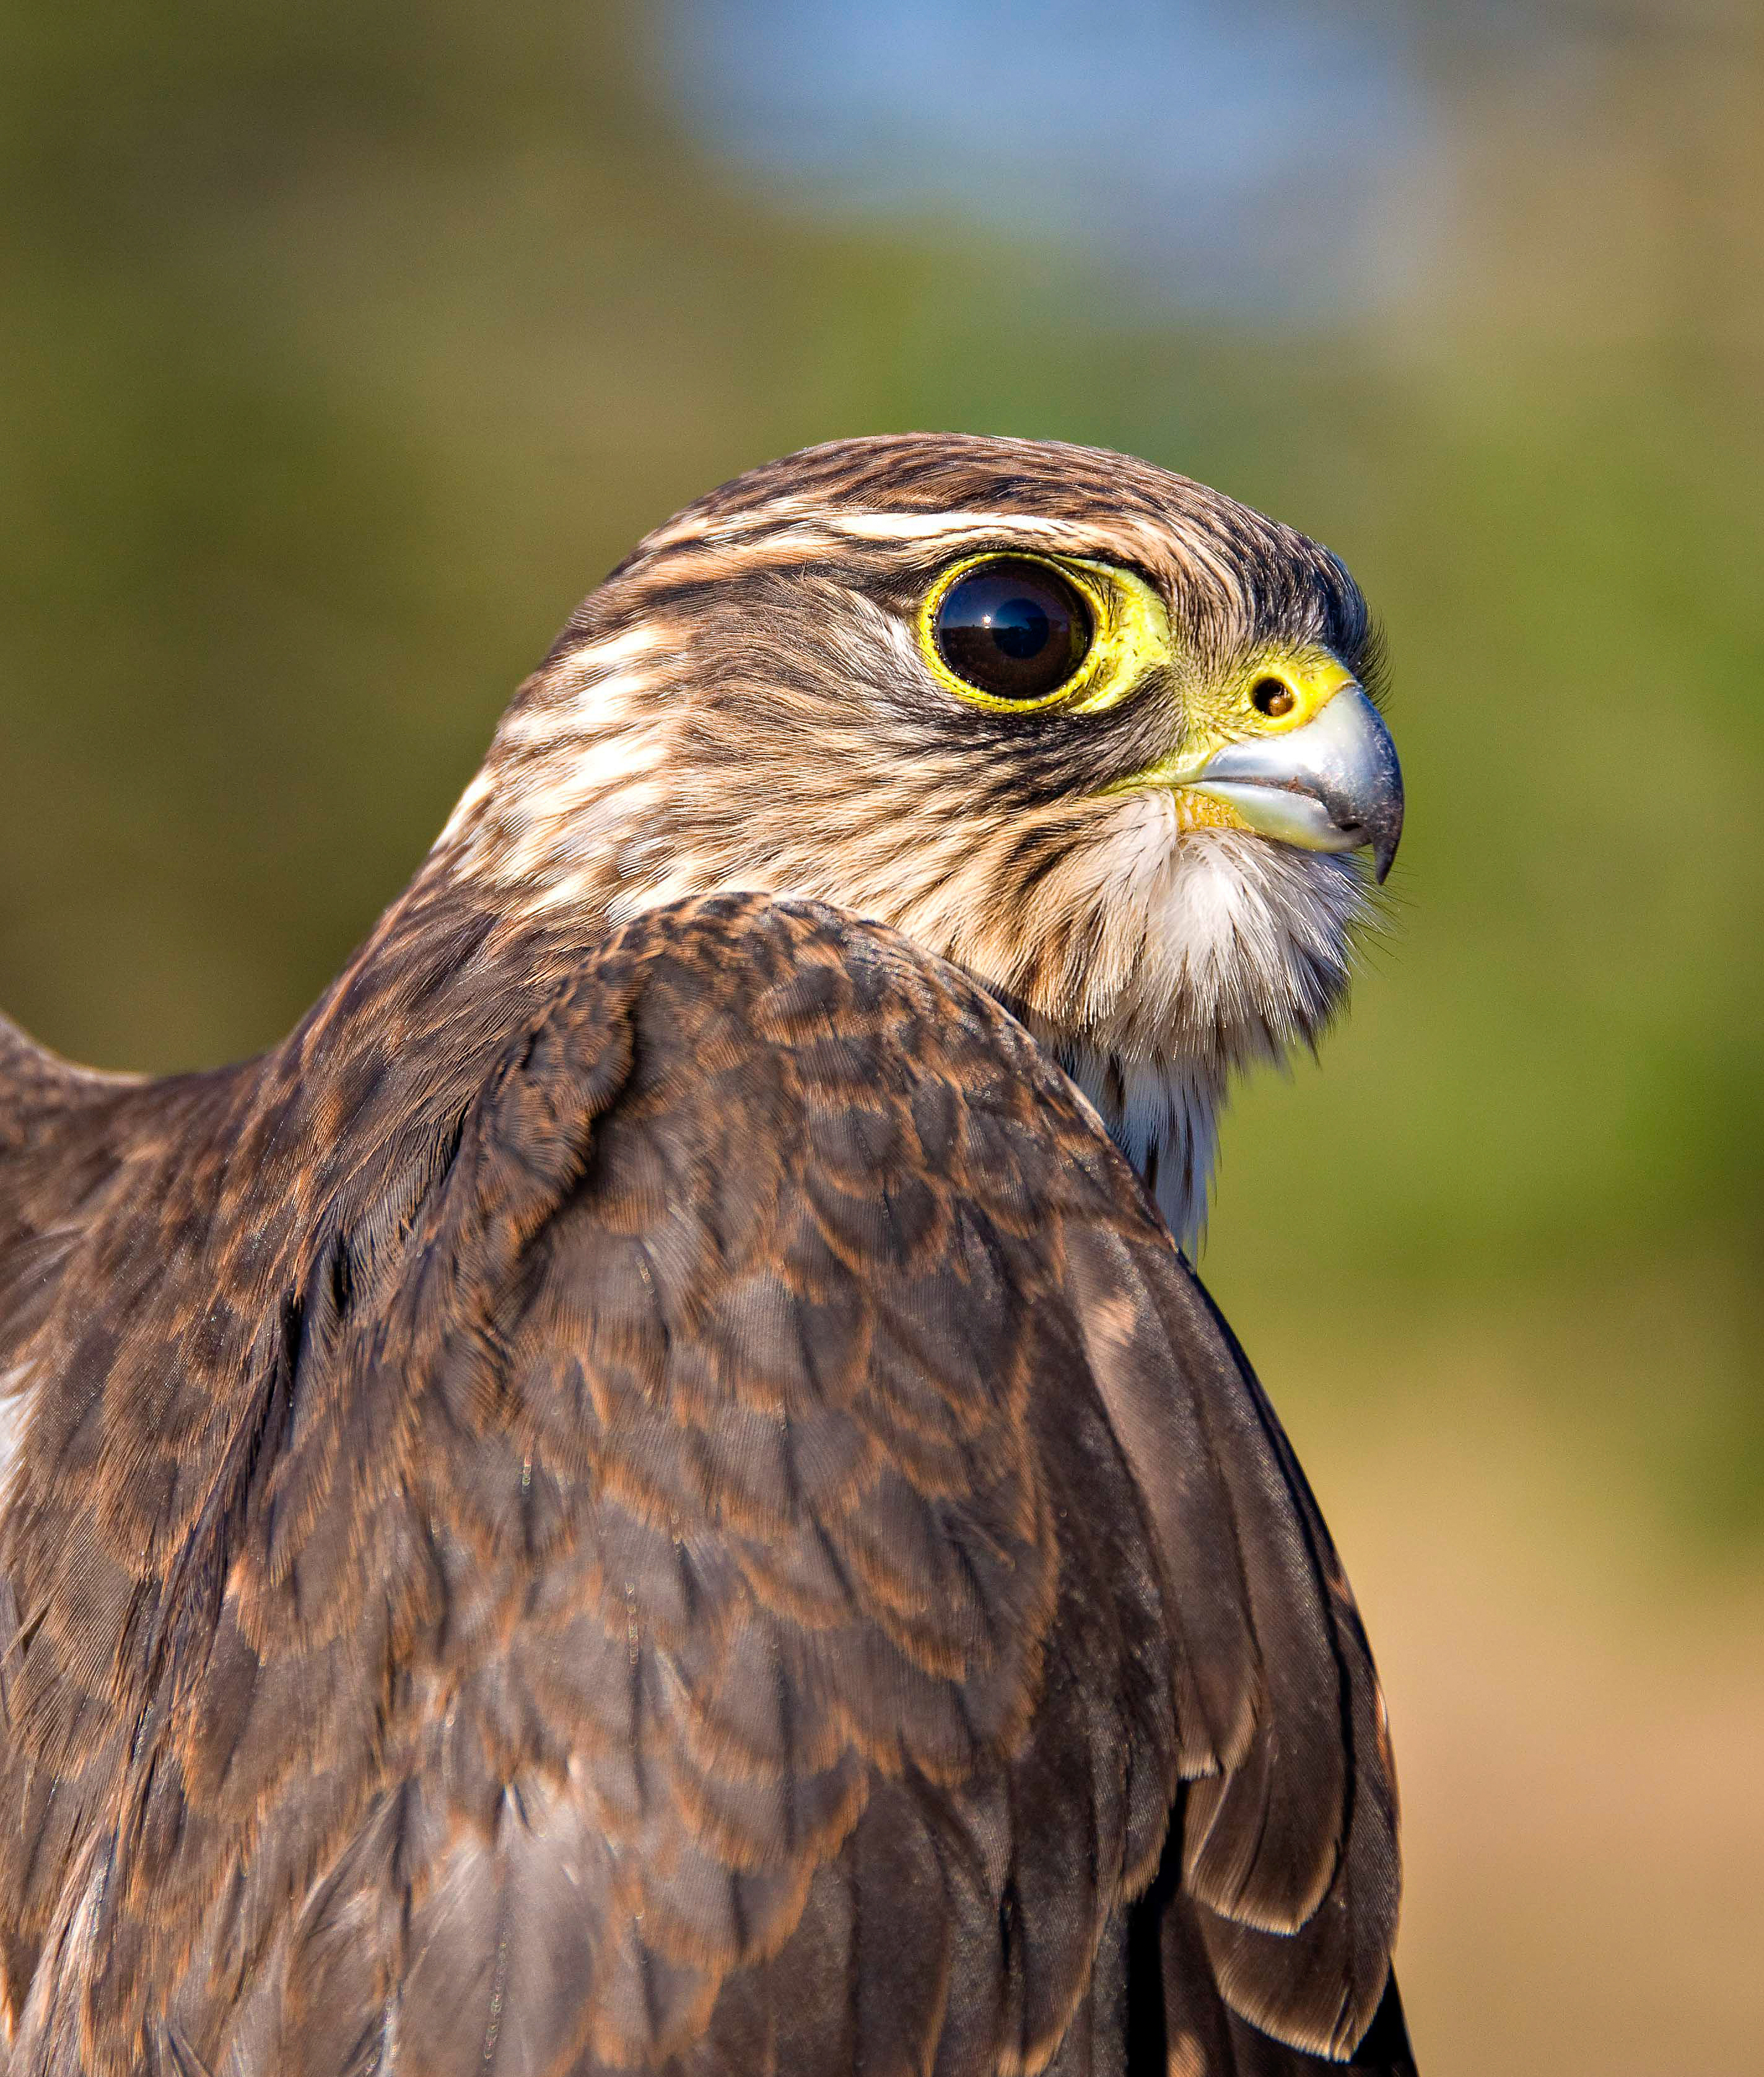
<box><xmin>932</xmin><ymin>558</ymin><xmax>1093</xmax><ymax>704</ymax></box>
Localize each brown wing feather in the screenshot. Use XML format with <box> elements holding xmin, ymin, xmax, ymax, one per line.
<box><xmin>0</xmin><ymin>895</ymin><xmax>1405</xmax><ymax>2075</ymax></box>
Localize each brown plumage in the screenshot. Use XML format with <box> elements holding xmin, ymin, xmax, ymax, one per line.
<box><xmin>0</xmin><ymin>436</ymin><xmax>1413</xmax><ymax>2075</ymax></box>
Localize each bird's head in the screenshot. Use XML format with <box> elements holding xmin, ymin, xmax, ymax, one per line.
<box><xmin>439</xmin><ymin>434</ymin><xmax>1402</xmax><ymax>1240</ymax></box>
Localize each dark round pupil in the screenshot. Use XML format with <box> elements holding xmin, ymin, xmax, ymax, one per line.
<box><xmin>934</xmin><ymin>558</ymin><xmax>1091</xmax><ymax>702</ymax></box>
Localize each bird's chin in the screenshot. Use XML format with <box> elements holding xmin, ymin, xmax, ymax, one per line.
<box><xmin>1094</xmin><ymin>809</ymin><xmax>1368</xmax><ymax>1056</ymax></box>
<box><xmin>993</xmin><ymin>815</ymin><xmax>1369</xmax><ymax>1243</ymax></box>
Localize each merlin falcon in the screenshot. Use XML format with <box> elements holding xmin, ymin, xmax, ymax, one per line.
<box><xmin>0</xmin><ymin>435</ymin><xmax>1414</xmax><ymax>2075</ymax></box>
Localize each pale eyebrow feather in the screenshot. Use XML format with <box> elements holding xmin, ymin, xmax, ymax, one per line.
<box><xmin>635</xmin><ymin>504</ymin><xmax>1181</xmax><ymax>588</ymax></box>
<box><xmin>827</xmin><ymin>510</ymin><xmax>1083</xmax><ymax>542</ymax></box>
<box><xmin>830</xmin><ymin>510</ymin><xmax>1184</xmax><ymax>575</ymax></box>
<box><xmin>635</xmin><ymin>490</ymin><xmax>824</xmax><ymax>555</ymax></box>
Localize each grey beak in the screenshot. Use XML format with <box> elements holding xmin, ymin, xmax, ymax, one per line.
<box><xmin>1187</xmin><ymin>684</ymin><xmax>1405</xmax><ymax>883</ymax></box>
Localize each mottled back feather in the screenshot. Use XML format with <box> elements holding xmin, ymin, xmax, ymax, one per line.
<box><xmin>0</xmin><ymin>895</ymin><xmax>1408</xmax><ymax>2076</ymax></box>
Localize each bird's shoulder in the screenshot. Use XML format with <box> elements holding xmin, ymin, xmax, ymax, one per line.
<box><xmin>277</xmin><ymin>891</ymin><xmax>1399</xmax><ymax>2071</ymax></box>
<box><xmin>0</xmin><ymin>894</ymin><xmax>1402</xmax><ymax>2075</ymax></box>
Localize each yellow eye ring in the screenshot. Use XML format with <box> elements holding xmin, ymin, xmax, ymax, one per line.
<box><xmin>916</xmin><ymin>551</ymin><xmax>1172</xmax><ymax>715</ymax></box>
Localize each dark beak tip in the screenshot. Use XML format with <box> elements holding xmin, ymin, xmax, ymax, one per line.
<box><xmin>1371</xmin><ymin>810</ymin><xmax>1404</xmax><ymax>885</ymax></box>
<box><xmin>1330</xmin><ymin>807</ymin><xmax>1402</xmax><ymax>884</ymax></box>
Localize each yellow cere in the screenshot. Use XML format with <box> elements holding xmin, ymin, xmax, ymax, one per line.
<box><xmin>1108</xmin><ymin>645</ymin><xmax>1360</xmax><ymax>797</ymax></box>
<box><xmin>915</xmin><ymin>553</ymin><xmax>1172</xmax><ymax>715</ymax></box>
<box><xmin>1236</xmin><ymin>646</ymin><xmax>1357</xmax><ymax>734</ymax></box>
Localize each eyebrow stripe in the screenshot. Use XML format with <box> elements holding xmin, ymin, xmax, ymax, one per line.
<box><xmin>826</xmin><ymin>511</ymin><xmax>1085</xmax><ymax>542</ymax></box>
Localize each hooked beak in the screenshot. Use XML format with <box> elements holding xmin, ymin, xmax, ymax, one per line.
<box><xmin>1186</xmin><ymin>684</ymin><xmax>1405</xmax><ymax>883</ymax></box>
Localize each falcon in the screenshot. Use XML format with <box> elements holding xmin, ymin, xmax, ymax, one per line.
<box><xmin>0</xmin><ymin>434</ymin><xmax>1413</xmax><ymax>2076</ymax></box>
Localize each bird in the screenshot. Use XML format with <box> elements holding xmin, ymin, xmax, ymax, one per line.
<box><xmin>0</xmin><ymin>433</ymin><xmax>1413</xmax><ymax>2076</ymax></box>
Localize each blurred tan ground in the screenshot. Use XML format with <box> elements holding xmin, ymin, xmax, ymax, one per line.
<box><xmin>1259</xmin><ymin>1338</ymin><xmax>1764</xmax><ymax>2077</ymax></box>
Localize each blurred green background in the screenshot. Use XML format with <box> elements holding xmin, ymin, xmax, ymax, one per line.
<box><xmin>2</xmin><ymin>2</ymin><xmax>1760</xmax><ymax>2068</ymax></box>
